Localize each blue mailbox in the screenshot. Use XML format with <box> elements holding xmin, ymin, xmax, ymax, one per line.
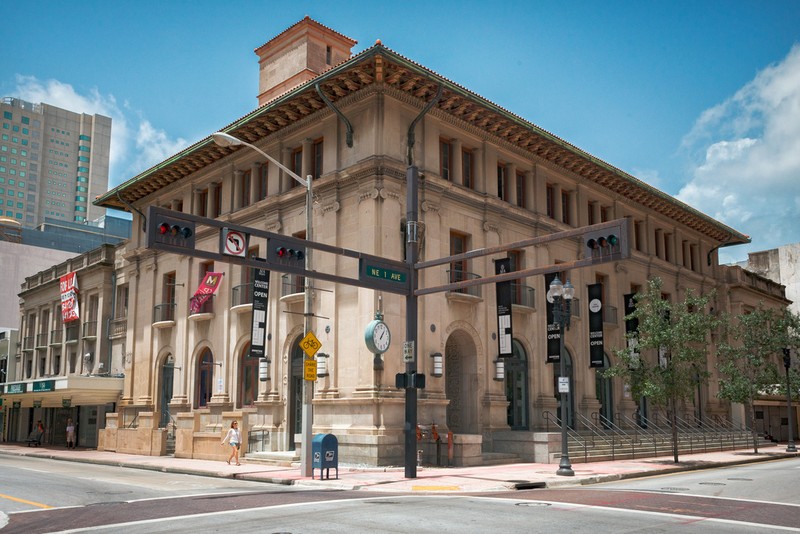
<box><xmin>312</xmin><ymin>433</ymin><xmax>338</xmax><ymax>480</ymax></box>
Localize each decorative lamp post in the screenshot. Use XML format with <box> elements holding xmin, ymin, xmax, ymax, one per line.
<box><xmin>783</xmin><ymin>348</ymin><xmax>797</xmax><ymax>453</ymax></box>
<box><xmin>211</xmin><ymin>132</ymin><xmax>316</xmax><ymax>476</ymax></box>
<box><xmin>547</xmin><ymin>275</ymin><xmax>575</xmax><ymax>476</ymax></box>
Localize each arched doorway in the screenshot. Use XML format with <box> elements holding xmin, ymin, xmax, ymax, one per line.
<box><xmin>195</xmin><ymin>348</ymin><xmax>215</xmax><ymax>408</ymax></box>
<box><xmin>159</xmin><ymin>353</ymin><xmax>175</xmax><ymax>428</ymax></box>
<box><xmin>445</xmin><ymin>330</ymin><xmax>479</xmax><ymax>434</ymax></box>
<box><xmin>505</xmin><ymin>339</ymin><xmax>529</xmax><ymax>430</ymax></box>
<box><xmin>595</xmin><ymin>353</ymin><xmax>613</xmax><ymax>428</ymax></box>
<box><xmin>239</xmin><ymin>342</ymin><xmax>258</xmax><ymax>408</ymax></box>
<box><xmin>553</xmin><ymin>349</ymin><xmax>574</xmax><ymax>428</ymax></box>
<box><xmin>288</xmin><ymin>337</ymin><xmax>304</xmax><ymax>450</ymax></box>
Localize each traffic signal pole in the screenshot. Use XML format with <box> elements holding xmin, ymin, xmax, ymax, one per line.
<box><xmin>404</xmin><ymin>165</ymin><xmax>420</xmax><ymax>479</ymax></box>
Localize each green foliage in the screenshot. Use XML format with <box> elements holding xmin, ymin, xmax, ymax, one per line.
<box><xmin>717</xmin><ymin>306</ymin><xmax>800</xmax><ymax>405</ymax></box>
<box><xmin>606</xmin><ymin>277</ymin><xmax>718</xmax><ymax>410</ymax></box>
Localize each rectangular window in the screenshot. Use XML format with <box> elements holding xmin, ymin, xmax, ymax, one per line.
<box><xmin>449</xmin><ymin>231</ymin><xmax>469</xmax><ymax>286</ymax></box>
<box><xmin>462</xmin><ymin>148</ymin><xmax>474</xmax><ymax>189</ymax></box>
<box><xmin>198</xmin><ymin>188</ymin><xmax>208</xmax><ymax>217</ymax></box>
<box><xmin>163</xmin><ymin>272</ymin><xmax>177</xmax><ymax>313</ymax></box>
<box><xmin>22</xmin><ymin>116</ymin><xmax>30</xmax><ymax>124</ymax></box>
<box><xmin>313</xmin><ymin>138</ymin><xmax>323</xmax><ymax>180</ymax></box>
<box><xmin>258</xmin><ymin>164</ymin><xmax>268</xmax><ymax>201</ymax></box>
<box><xmin>546</xmin><ymin>184</ymin><xmax>555</xmax><ymax>218</ymax></box>
<box><xmin>79</xmin><ymin>146</ymin><xmax>90</xmax><ymax>152</ymax></box>
<box><xmin>440</xmin><ymin>138</ymin><xmax>452</xmax><ymax>180</ymax></box>
<box><xmin>497</xmin><ymin>163</ymin><xmax>508</xmax><ymax>201</ymax></box>
<box><xmin>561</xmin><ymin>190</ymin><xmax>571</xmax><ymax>225</ymax></box>
<box><xmin>79</xmin><ymin>134</ymin><xmax>90</xmax><ymax>141</ymax></box>
<box><xmin>3</xmin><ymin>112</ymin><xmax>11</xmax><ymax>120</ymax></box>
<box><xmin>240</xmin><ymin>170</ymin><xmax>251</xmax><ymax>208</ymax></box>
<box><xmin>515</xmin><ymin>171</ymin><xmax>525</xmax><ymax>208</ymax></box>
<box><xmin>290</xmin><ymin>147</ymin><xmax>302</xmax><ymax>188</ymax></box>
<box><xmin>588</xmin><ymin>201</ymin><xmax>597</xmax><ymax>225</ymax></box>
<box><xmin>211</xmin><ymin>184</ymin><xmax>222</xmax><ymax>218</ymax></box>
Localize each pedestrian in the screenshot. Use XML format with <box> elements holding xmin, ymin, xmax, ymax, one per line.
<box><xmin>66</xmin><ymin>418</ymin><xmax>76</xmax><ymax>449</ymax></box>
<box><xmin>221</xmin><ymin>421</ymin><xmax>241</xmax><ymax>465</ymax></box>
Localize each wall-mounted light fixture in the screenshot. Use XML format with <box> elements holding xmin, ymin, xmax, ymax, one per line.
<box><xmin>259</xmin><ymin>357</ymin><xmax>271</xmax><ymax>382</ymax></box>
<box><xmin>494</xmin><ymin>359</ymin><xmax>505</xmax><ymax>381</ymax></box>
<box><xmin>316</xmin><ymin>353</ymin><xmax>330</xmax><ymax>377</ymax></box>
<box><xmin>165</xmin><ymin>354</ymin><xmax>182</xmax><ymax>371</ymax></box>
<box><xmin>430</xmin><ymin>352</ymin><xmax>443</xmax><ymax>377</ymax></box>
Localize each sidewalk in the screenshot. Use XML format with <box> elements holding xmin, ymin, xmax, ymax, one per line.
<box><xmin>1</xmin><ymin>442</ymin><xmax>796</xmax><ymax>493</ymax></box>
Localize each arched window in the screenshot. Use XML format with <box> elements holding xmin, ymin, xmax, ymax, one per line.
<box><xmin>288</xmin><ymin>337</ymin><xmax>304</xmax><ymax>450</ymax></box>
<box><xmin>195</xmin><ymin>348</ymin><xmax>215</xmax><ymax>408</ymax></box>
<box><xmin>595</xmin><ymin>353</ymin><xmax>613</xmax><ymax>428</ymax></box>
<box><xmin>239</xmin><ymin>343</ymin><xmax>258</xmax><ymax>407</ymax></box>
<box><xmin>505</xmin><ymin>339</ymin><xmax>529</xmax><ymax>430</ymax></box>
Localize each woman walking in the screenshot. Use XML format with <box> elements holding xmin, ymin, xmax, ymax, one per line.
<box><xmin>221</xmin><ymin>421</ymin><xmax>241</xmax><ymax>465</ymax></box>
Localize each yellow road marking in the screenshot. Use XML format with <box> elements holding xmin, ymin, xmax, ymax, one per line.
<box><xmin>411</xmin><ymin>485</ymin><xmax>461</xmax><ymax>491</ymax></box>
<box><xmin>0</xmin><ymin>493</ymin><xmax>53</xmax><ymax>508</ymax></box>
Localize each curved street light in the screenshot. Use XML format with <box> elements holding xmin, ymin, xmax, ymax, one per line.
<box><xmin>212</xmin><ymin>131</ymin><xmax>315</xmax><ymax>477</ymax></box>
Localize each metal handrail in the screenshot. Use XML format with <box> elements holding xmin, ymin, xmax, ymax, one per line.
<box><xmin>542</xmin><ymin>410</ymin><xmax>590</xmax><ymax>462</ymax></box>
<box><xmin>574</xmin><ymin>412</ymin><xmax>621</xmax><ymax>461</ymax></box>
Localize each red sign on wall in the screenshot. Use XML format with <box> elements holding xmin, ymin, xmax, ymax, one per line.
<box><xmin>60</xmin><ymin>272</ymin><xmax>80</xmax><ymax>323</ymax></box>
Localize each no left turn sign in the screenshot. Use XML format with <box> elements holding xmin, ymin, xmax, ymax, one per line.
<box><xmin>221</xmin><ymin>228</ymin><xmax>248</xmax><ymax>257</ymax></box>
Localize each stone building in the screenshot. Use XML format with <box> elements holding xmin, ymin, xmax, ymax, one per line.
<box><xmin>90</xmin><ymin>17</ymin><xmax>789</xmax><ymax>465</ymax></box>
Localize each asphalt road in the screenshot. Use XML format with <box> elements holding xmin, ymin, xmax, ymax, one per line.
<box><xmin>2</xmin><ymin>456</ymin><xmax>799</xmax><ymax>533</ymax></box>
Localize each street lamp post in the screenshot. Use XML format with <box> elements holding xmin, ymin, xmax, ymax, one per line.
<box><xmin>547</xmin><ymin>275</ymin><xmax>575</xmax><ymax>476</ymax></box>
<box><xmin>211</xmin><ymin>132</ymin><xmax>315</xmax><ymax>476</ymax></box>
<box><xmin>783</xmin><ymin>349</ymin><xmax>797</xmax><ymax>453</ymax></box>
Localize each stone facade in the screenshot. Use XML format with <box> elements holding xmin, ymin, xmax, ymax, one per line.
<box><xmin>90</xmin><ymin>18</ymin><xmax>790</xmax><ymax>466</ymax></box>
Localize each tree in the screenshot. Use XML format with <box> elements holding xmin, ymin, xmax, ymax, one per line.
<box><xmin>606</xmin><ymin>277</ymin><xmax>718</xmax><ymax>463</ymax></box>
<box><xmin>717</xmin><ymin>306</ymin><xmax>800</xmax><ymax>452</ymax></box>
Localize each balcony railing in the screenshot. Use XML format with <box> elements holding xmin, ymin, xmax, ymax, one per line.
<box><xmin>603</xmin><ymin>305</ymin><xmax>618</xmax><ymax>324</ymax></box>
<box><xmin>23</xmin><ymin>336</ymin><xmax>34</xmax><ymax>351</ymax></box>
<box><xmin>50</xmin><ymin>329</ymin><xmax>63</xmax><ymax>345</ymax></box>
<box><xmin>82</xmin><ymin>321</ymin><xmax>98</xmax><ymax>339</ymax></box>
<box><xmin>65</xmin><ymin>324</ymin><xmax>79</xmax><ymax>343</ymax></box>
<box><xmin>35</xmin><ymin>333</ymin><xmax>48</xmax><ymax>348</ymax></box>
<box><xmin>189</xmin><ymin>295</ymin><xmax>214</xmax><ymax>315</ymax></box>
<box><xmin>570</xmin><ymin>298</ymin><xmax>581</xmax><ymax>318</ymax></box>
<box><xmin>110</xmin><ymin>317</ymin><xmax>127</xmax><ymax>338</ymax></box>
<box><xmin>231</xmin><ymin>283</ymin><xmax>253</xmax><ymax>307</ymax></box>
<box><xmin>446</xmin><ymin>270</ymin><xmax>482</xmax><ymax>297</ymax></box>
<box><xmin>511</xmin><ymin>283</ymin><xmax>535</xmax><ymax>308</ymax></box>
<box><xmin>153</xmin><ymin>303</ymin><xmax>176</xmax><ymax>323</ymax></box>
<box><xmin>281</xmin><ymin>274</ymin><xmax>305</xmax><ymax>297</ymax></box>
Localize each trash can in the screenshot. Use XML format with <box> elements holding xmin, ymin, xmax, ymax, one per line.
<box><xmin>312</xmin><ymin>433</ymin><xmax>338</xmax><ymax>480</ymax></box>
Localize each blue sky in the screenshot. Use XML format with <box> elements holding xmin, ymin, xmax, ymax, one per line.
<box><xmin>2</xmin><ymin>1</ymin><xmax>799</xmax><ymax>263</ymax></box>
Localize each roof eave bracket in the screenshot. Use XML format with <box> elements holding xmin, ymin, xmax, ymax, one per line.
<box><xmin>315</xmin><ymin>82</ymin><xmax>354</xmax><ymax>148</ymax></box>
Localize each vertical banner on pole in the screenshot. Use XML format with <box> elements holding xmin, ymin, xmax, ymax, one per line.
<box><xmin>623</xmin><ymin>292</ymin><xmax>640</xmax><ymax>366</ymax></box>
<box><xmin>249</xmin><ymin>268</ymin><xmax>270</xmax><ymax>359</ymax></box>
<box><xmin>588</xmin><ymin>283</ymin><xmax>604</xmax><ymax>368</ymax></box>
<box><xmin>545</xmin><ymin>273</ymin><xmax>560</xmax><ymax>364</ymax></box>
<box><xmin>495</xmin><ymin>258</ymin><xmax>514</xmax><ymax>358</ymax></box>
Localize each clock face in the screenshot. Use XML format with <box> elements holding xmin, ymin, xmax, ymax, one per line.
<box><xmin>373</xmin><ymin>322</ymin><xmax>391</xmax><ymax>353</ymax></box>
<box><xmin>366</xmin><ymin>319</ymin><xmax>391</xmax><ymax>354</ymax></box>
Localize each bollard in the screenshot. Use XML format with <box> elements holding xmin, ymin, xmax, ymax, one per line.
<box><xmin>417</xmin><ymin>449</ymin><xmax>423</xmax><ymax>467</ymax></box>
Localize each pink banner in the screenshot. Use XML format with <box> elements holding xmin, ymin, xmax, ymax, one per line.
<box><xmin>60</xmin><ymin>272</ymin><xmax>80</xmax><ymax>323</ymax></box>
<box><xmin>190</xmin><ymin>272</ymin><xmax>224</xmax><ymax>313</ymax></box>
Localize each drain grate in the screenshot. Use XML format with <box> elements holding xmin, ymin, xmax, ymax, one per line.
<box><xmin>516</xmin><ymin>502</ymin><xmax>552</xmax><ymax>507</ymax></box>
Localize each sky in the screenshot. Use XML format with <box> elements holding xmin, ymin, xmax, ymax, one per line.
<box><xmin>2</xmin><ymin>1</ymin><xmax>799</xmax><ymax>264</ymax></box>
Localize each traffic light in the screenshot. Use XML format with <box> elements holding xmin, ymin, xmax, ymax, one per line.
<box><xmin>267</xmin><ymin>238</ymin><xmax>307</xmax><ymax>264</ymax></box>
<box><xmin>583</xmin><ymin>219</ymin><xmax>630</xmax><ymax>263</ymax></box>
<box><xmin>148</xmin><ymin>214</ymin><xmax>196</xmax><ymax>250</ymax></box>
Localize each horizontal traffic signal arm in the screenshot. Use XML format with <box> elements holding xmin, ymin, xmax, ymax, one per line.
<box><xmin>415</xmin><ymin>218</ymin><xmax>630</xmax><ymax>296</ymax></box>
<box><xmin>144</xmin><ymin>206</ymin><xmax>410</xmax><ymax>295</ymax></box>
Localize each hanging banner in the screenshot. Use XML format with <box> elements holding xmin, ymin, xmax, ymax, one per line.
<box><xmin>60</xmin><ymin>272</ymin><xmax>80</xmax><ymax>323</ymax></box>
<box><xmin>249</xmin><ymin>267</ymin><xmax>270</xmax><ymax>359</ymax></box>
<box><xmin>190</xmin><ymin>272</ymin><xmax>224</xmax><ymax>314</ymax></box>
<box><xmin>623</xmin><ymin>292</ymin><xmax>640</xmax><ymax>367</ymax></box>
<box><xmin>588</xmin><ymin>283</ymin><xmax>604</xmax><ymax>368</ymax></box>
<box><xmin>545</xmin><ymin>272</ymin><xmax>560</xmax><ymax>364</ymax></box>
<box><xmin>495</xmin><ymin>258</ymin><xmax>514</xmax><ymax>358</ymax></box>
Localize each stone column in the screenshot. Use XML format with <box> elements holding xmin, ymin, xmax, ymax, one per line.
<box><xmin>452</xmin><ymin>139</ymin><xmax>463</xmax><ymax>186</ymax></box>
<box><xmin>507</xmin><ymin>163</ymin><xmax>517</xmax><ymax>206</ymax></box>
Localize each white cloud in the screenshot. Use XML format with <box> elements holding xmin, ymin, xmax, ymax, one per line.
<box><xmin>677</xmin><ymin>44</ymin><xmax>800</xmax><ymax>263</ymax></box>
<box><xmin>13</xmin><ymin>75</ymin><xmax>188</xmax><ymax>188</ymax></box>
